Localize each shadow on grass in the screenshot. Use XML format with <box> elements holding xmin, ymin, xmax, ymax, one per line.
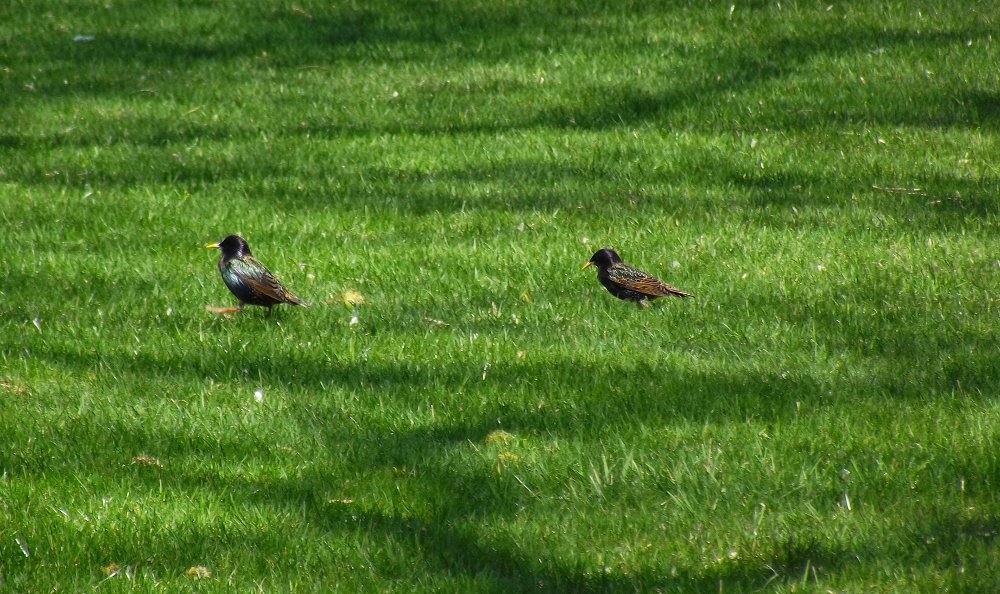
<box><xmin>8</xmin><ymin>241</ymin><xmax>997</xmax><ymax>437</ymax></box>
<box><xmin>27</xmin><ymin>298</ymin><xmax>999</xmax><ymax>439</ymax></box>
<box><xmin>6</xmin><ymin>4</ymin><xmax>995</xmax><ymax>130</ymax></box>
<box><xmin>3</xmin><ymin>139</ymin><xmax>996</xmax><ymax>226</ymax></box>
<box><xmin>9</xmin><ymin>297</ymin><xmax>998</xmax><ymax>589</ymax></box>
<box><xmin>4</xmin><ymin>3</ymin><xmax>996</xmax><ymax>228</ymax></box>
<box><xmin>14</xmin><ymin>409</ymin><xmax>868</xmax><ymax>593</ymax></box>
<box><xmin>4</xmin><ymin>2</ymin><xmax>998</xmax><ymax>587</ymax></box>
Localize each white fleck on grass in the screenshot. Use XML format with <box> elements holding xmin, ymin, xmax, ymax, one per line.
<box><xmin>840</xmin><ymin>468</ymin><xmax>853</xmax><ymax>510</ymax></box>
<box><xmin>32</xmin><ymin>318</ymin><xmax>42</xmax><ymax>333</ymax></box>
<box><xmin>16</xmin><ymin>535</ymin><xmax>29</xmax><ymax>557</ymax></box>
<box><xmin>254</xmin><ymin>388</ymin><xmax>264</xmax><ymax>402</ymax></box>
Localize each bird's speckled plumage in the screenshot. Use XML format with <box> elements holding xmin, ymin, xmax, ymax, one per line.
<box><xmin>582</xmin><ymin>248</ymin><xmax>691</xmax><ymax>308</ymax></box>
<box><xmin>207</xmin><ymin>235</ymin><xmax>308</xmax><ymax>312</ymax></box>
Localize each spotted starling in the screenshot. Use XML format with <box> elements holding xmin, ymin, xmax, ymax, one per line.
<box><xmin>582</xmin><ymin>248</ymin><xmax>691</xmax><ymax>308</ymax></box>
<box><xmin>206</xmin><ymin>235</ymin><xmax>308</xmax><ymax>314</ymax></box>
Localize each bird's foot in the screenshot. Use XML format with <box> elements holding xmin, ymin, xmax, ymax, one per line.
<box><xmin>638</xmin><ymin>300</ymin><xmax>650</xmax><ymax>310</ymax></box>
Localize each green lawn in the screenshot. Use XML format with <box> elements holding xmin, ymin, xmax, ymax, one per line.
<box><xmin>2</xmin><ymin>1</ymin><xmax>998</xmax><ymax>591</ymax></box>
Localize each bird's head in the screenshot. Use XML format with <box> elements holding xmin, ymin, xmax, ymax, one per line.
<box><xmin>581</xmin><ymin>248</ymin><xmax>622</xmax><ymax>271</ymax></box>
<box><xmin>206</xmin><ymin>235</ymin><xmax>251</xmax><ymax>258</ymax></box>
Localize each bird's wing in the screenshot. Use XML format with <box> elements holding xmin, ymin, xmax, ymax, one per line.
<box><xmin>229</xmin><ymin>256</ymin><xmax>292</xmax><ymax>303</ymax></box>
<box><xmin>607</xmin><ymin>263</ymin><xmax>691</xmax><ymax>297</ymax></box>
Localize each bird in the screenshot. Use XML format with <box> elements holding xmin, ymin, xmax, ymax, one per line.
<box><xmin>205</xmin><ymin>235</ymin><xmax>308</xmax><ymax>315</ymax></box>
<box><xmin>581</xmin><ymin>248</ymin><xmax>691</xmax><ymax>308</ymax></box>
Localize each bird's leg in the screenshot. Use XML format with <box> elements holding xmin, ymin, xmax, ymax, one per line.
<box><xmin>638</xmin><ymin>299</ymin><xmax>650</xmax><ymax>310</ymax></box>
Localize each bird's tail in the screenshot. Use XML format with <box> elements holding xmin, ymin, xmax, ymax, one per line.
<box><xmin>663</xmin><ymin>285</ymin><xmax>693</xmax><ymax>298</ymax></box>
<box><xmin>285</xmin><ymin>291</ymin><xmax>309</xmax><ymax>307</ymax></box>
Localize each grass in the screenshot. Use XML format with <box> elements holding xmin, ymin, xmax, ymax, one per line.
<box><xmin>1</xmin><ymin>0</ymin><xmax>998</xmax><ymax>591</ymax></box>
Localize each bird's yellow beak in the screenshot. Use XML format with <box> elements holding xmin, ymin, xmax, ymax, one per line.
<box><xmin>580</xmin><ymin>261</ymin><xmax>593</xmax><ymax>271</ymax></box>
<box><xmin>206</xmin><ymin>242</ymin><xmax>220</xmax><ymax>249</ymax></box>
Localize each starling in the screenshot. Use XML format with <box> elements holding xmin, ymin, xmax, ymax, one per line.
<box><xmin>205</xmin><ymin>235</ymin><xmax>308</xmax><ymax>314</ymax></box>
<box><xmin>582</xmin><ymin>248</ymin><xmax>691</xmax><ymax>308</ymax></box>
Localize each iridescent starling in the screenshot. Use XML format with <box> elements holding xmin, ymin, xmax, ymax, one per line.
<box><xmin>582</xmin><ymin>248</ymin><xmax>691</xmax><ymax>308</ymax></box>
<box><xmin>206</xmin><ymin>235</ymin><xmax>308</xmax><ymax>314</ymax></box>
